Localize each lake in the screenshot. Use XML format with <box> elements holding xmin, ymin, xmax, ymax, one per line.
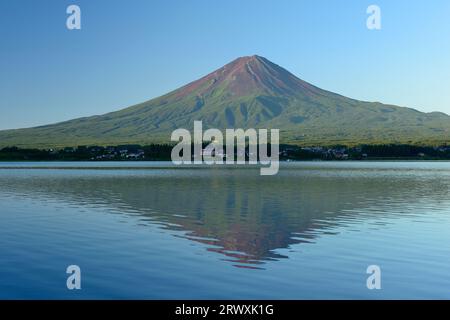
<box><xmin>0</xmin><ymin>161</ymin><xmax>449</xmax><ymax>299</ymax></box>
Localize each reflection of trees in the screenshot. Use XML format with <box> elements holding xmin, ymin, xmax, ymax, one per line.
<box><xmin>2</xmin><ymin>167</ymin><xmax>448</xmax><ymax>267</ymax></box>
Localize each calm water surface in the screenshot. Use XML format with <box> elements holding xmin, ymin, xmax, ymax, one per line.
<box><xmin>0</xmin><ymin>161</ymin><xmax>449</xmax><ymax>299</ymax></box>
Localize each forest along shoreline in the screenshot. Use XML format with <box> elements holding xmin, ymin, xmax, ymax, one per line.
<box><xmin>1</xmin><ymin>144</ymin><xmax>450</xmax><ymax>161</ymax></box>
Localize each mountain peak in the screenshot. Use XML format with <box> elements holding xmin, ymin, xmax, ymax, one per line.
<box><xmin>233</xmin><ymin>54</ymin><xmax>264</xmax><ymax>63</ymax></box>
<box><xmin>175</xmin><ymin>55</ymin><xmax>320</xmax><ymax>99</ymax></box>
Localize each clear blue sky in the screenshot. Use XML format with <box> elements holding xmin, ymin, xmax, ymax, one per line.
<box><xmin>1</xmin><ymin>0</ymin><xmax>449</xmax><ymax>130</ymax></box>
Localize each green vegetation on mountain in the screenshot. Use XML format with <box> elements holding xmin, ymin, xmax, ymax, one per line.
<box><xmin>0</xmin><ymin>55</ymin><xmax>449</xmax><ymax>148</ymax></box>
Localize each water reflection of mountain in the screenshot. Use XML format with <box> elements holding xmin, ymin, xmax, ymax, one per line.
<box><xmin>1</xmin><ymin>166</ymin><xmax>449</xmax><ymax>268</ymax></box>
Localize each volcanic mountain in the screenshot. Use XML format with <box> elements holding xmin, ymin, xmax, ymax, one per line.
<box><xmin>1</xmin><ymin>55</ymin><xmax>449</xmax><ymax>148</ymax></box>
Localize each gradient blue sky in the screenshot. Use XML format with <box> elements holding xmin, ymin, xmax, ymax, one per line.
<box><xmin>1</xmin><ymin>0</ymin><xmax>449</xmax><ymax>130</ymax></box>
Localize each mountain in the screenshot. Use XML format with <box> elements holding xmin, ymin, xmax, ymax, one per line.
<box><xmin>1</xmin><ymin>55</ymin><xmax>449</xmax><ymax>148</ymax></box>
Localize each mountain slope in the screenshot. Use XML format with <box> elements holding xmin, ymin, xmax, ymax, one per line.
<box><xmin>1</xmin><ymin>55</ymin><xmax>449</xmax><ymax>148</ymax></box>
